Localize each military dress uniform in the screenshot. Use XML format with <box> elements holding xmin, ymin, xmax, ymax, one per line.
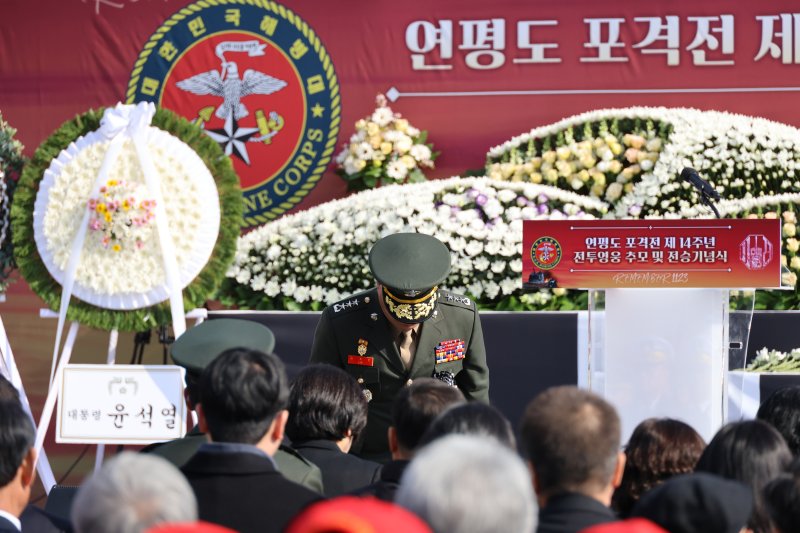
<box><xmin>309</xmin><ymin>233</ymin><xmax>490</xmax><ymax>461</ymax></box>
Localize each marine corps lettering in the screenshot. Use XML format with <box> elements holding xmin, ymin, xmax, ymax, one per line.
<box><xmin>435</xmin><ymin>339</ymin><xmax>466</xmax><ymax>364</ymax></box>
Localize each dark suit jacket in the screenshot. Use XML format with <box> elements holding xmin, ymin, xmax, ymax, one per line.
<box><xmin>351</xmin><ymin>459</ymin><xmax>408</xmax><ymax>501</ymax></box>
<box><xmin>537</xmin><ymin>492</ymin><xmax>617</xmax><ymax>533</ymax></box>
<box><xmin>0</xmin><ymin>515</ymin><xmax>18</xmax><ymax>532</ymax></box>
<box><xmin>310</xmin><ymin>287</ymin><xmax>489</xmax><ymax>460</ymax></box>
<box><xmin>20</xmin><ymin>505</ymin><xmax>71</xmax><ymax>533</ymax></box>
<box><xmin>181</xmin><ymin>449</ymin><xmax>321</xmax><ymax>533</ymax></box>
<box><xmin>292</xmin><ymin>439</ymin><xmax>381</xmax><ymax>497</ymax></box>
<box><xmin>142</xmin><ymin>426</ymin><xmax>324</xmax><ymax>493</ymax></box>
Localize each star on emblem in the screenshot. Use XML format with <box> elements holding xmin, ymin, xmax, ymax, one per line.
<box><xmin>311</xmin><ymin>103</ymin><xmax>325</xmax><ymax>118</ymax></box>
<box><xmin>206</xmin><ymin>115</ymin><xmax>260</xmax><ymax>165</ymax></box>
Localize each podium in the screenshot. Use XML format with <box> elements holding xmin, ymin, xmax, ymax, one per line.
<box><xmin>524</xmin><ymin>219</ymin><xmax>783</xmax><ymax>444</ymax></box>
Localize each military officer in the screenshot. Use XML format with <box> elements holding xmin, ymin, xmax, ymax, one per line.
<box><xmin>142</xmin><ymin>318</ymin><xmax>324</xmax><ymax>493</ymax></box>
<box><xmin>310</xmin><ymin>233</ymin><xmax>489</xmax><ymax>462</ymax></box>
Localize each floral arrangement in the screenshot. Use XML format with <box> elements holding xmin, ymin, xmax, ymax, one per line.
<box><xmin>12</xmin><ymin>107</ymin><xmax>242</xmax><ymax>331</ymax></box>
<box><xmin>0</xmin><ymin>112</ymin><xmax>25</xmax><ymax>291</ymax></box>
<box><xmin>39</xmin><ymin>132</ymin><xmax>211</xmax><ymax>298</ymax></box>
<box><xmin>335</xmin><ymin>94</ymin><xmax>436</xmax><ymax>191</ymax></box>
<box><xmin>746</xmin><ymin>347</ymin><xmax>800</xmax><ymax>372</ymax></box>
<box><xmin>221</xmin><ymin>177</ymin><xmax>607</xmax><ymax>311</ymax></box>
<box><xmin>86</xmin><ymin>180</ymin><xmax>156</xmax><ymax>253</ymax></box>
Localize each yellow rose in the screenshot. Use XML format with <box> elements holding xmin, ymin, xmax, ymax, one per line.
<box><xmin>591</xmin><ymin>172</ymin><xmax>606</xmax><ymax>186</ymax></box>
<box><xmin>556</xmin><ymin>146</ymin><xmax>571</xmax><ymax>160</ymax></box>
<box><xmin>766</xmin><ymin>212</ymin><xmax>779</xmax><ymax>219</ymax></box>
<box><xmin>645</xmin><ymin>138</ymin><xmax>662</xmax><ymax>151</ymax></box>
<box><xmin>380</xmin><ymin>142</ymin><xmax>392</xmax><ymax>155</ymax></box>
<box><xmin>530</xmin><ymin>172</ymin><xmax>543</xmax><ymax>183</ymax></box>
<box><xmin>366</xmin><ymin>122</ymin><xmax>380</xmax><ymax>136</ymax></box>
<box><xmin>529</xmin><ymin>157</ymin><xmax>542</xmax><ymax>170</ymax></box>
<box><xmin>401</xmin><ymin>155</ymin><xmax>416</xmax><ymax>169</ymax></box>
<box><xmin>369</xmin><ymin>136</ymin><xmax>381</xmax><ymax>149</ymax></box>
<box><xmin>544</xmin><ymin>169</ymin><xmax>559</xmax><ymax>183</ymax></box>
<box><xmin>395</xmin><ymin>118</ymin><xmax>409</xmax><ymax>132</ymax></box>
<box><xmin>591</xmin><ymin>183</ymin><xmax>605</xmax><ymax>197</ymax></box>
<box><xmin>784</xmin><ymin>223</ymin><xmax>797</xmax><ymax>237</ymax></box>
<box><xmin>624</xmin><ymin>183</ymin><xmax>634</xmax><ymax>193</ymax></box>
<box><xmin>355</xmin><ymin>159</ymin><xmax>367</xmax><ymax>171</ymax></box>
<box><xmin>552</xmin><ymin>288</ymin><xmax>567</xmax><ymax>296</ymax></box>
<box><xmin>791</xmin><ymin>256</ymin><xmax>800</xmax><ymax>270</ymax></box>
<box><xmin>610</xmin><ymin>142</ymin><xmax>623</xmax><ymax>156</ymax></box>
<box><xmin>608</xmin><ymin>160</ymin><xmax>623</xmax><ymax>173</ymax></box>
<box><xmin>624</xmin><ymin>148</ymin><xmax>640</xmax><ymax>163</ymax></box>
<box><xmin>787</xmin><ymin>238</ymin><xmax>799</xmax><ymax>253</ymax></box>
<box><xmin>783</xmin><ymin>211</ymin><xmax>798</xmax><ymax>224</ymax></box>
<box><xmin>542</xmin><ymin>151</ymin><xmax>557</xmax><ymax>164</ymax></box>
<box><xmin>577</xmin><ymin>169</ymin><xmax>591</xmax><ymax>182</ymax></box>
<box><xmin>623</xmin><ymin>133</ymin><xmax>646</xmax><ymax>149</ymax></box>
<box><xmin>501</xmin><ymin>163</ymin><xmax>516</xmax><ymax>179</ymax></box>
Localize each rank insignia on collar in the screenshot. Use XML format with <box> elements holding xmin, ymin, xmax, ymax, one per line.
<box><xmin>357</xmin><ymin>338</ymin><xmax>368</xmax><ymax>356</ymax></box>
<box><xmin>435</xmin><ymin>339</ymin><xmax>466</xmax><ymax>364</ymax></box>
<box><xmin>362</xmin><ymin>389</ymin><xmax>373</xmax><ymax>402</ymax></box>
<box><xmin>370</xmin><ymin>313</ymin><xmax>378</xmax><ymax>321</ymax></box>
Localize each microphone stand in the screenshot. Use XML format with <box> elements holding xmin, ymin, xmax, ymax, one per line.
<box><xmin>700</xmin><ymin>188</ymin><xmax>721</xmax><ymax>219</ymax></box>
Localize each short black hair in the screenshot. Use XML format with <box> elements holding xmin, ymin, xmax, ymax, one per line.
<box><xmin>199</xmin><ymin>347</ymin><xmax>288</xmax><ymax>445</ymax></box>
<box><xmin>757</xmin><ymin>386</ymin><xmax>800</xmax><ymax>457</ymax></box>
<box><xmin>286</xmin><ymin>364</ymin><xmax>368</xmax><ymax>442</ymax></box>
<box><xmin>696</xmin><ymin>420</ymin><xmax>792</xmax><ymax>533</ymax></box>
<box><xmin>391</xmin><ymin>378</ymin><xmax>465</xmax><ymax>451</ymax></box>
<box><xmin>419</xmin><ymin>402</ymin><xmax>516</xmax><ymax>449</ymax></box>
<box><xmin>764</xmin><ymin>459</ymin><xmax>800</xmax><ymax>533</ymax></box>
<box><xmin>0</xmin><ymin>400</ymin><xmax>35</xmax><ymax>487</ymax></box>
<box><xmin>520</xmin><ymin>386</ymin><xmax>621</xmax><ymax>496</ymax></box>
<box><xmin>0</xmin><ymin>374</ymin><xmax>19</xmax><ymax>402</ymax></box>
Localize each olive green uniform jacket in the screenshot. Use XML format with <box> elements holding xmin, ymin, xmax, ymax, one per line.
<box><xmin>141</xmin><ymin>426</ymin><xmax>325</xmax><ymax>494</ymax></box>
<box><xmin>309</xmin><ymin>287</ymin><xmax>489</xmax><ymax>461</ymax></box>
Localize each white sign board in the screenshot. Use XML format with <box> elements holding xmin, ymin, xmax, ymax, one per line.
<box><xmin>56</xmin><ymin>364</ymin><xmax>186</xmax><ymax>444</ymax></box>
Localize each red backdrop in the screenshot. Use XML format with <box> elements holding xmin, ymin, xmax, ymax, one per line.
<box><xmin>3</xmin><ymin>0</ymin><xmax>800</xmax><ymax>215</ymax></box>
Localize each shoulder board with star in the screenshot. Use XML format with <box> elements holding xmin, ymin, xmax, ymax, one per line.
<box><xmin>329</xmin><ymin>290</ymin><xmax>375</xmax><ymax>316</ymax></box>
<box><xmin>438</xmin><ymin>290</ymin><xmax>475</xmax><ymax>309</ymax></box>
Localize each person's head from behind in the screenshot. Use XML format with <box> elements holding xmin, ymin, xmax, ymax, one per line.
<box><xmin>520</xmin><ymin>386</ymin><xmax>624</xmax><ymax>506</ymax></box>
<box><xmin>390</xmin><ymin>378</ymin><xmax>465</xmax><ymax>459</ymax></box>
<box><xmin>72</xmin><ymin>452</ymin><xmax>197</xmax><ymax>533</ymax></box>
<box><xmin>695</xmin><ymin>419</ymin><xmax>792</xmax><ymax>533</ymax></box>
<box><xmin>419</xmin><ymin>401</ymin><xmax>516</xmax><ymax>450</ymax></box>
<box><xmin>0</xmin><ymin>374</ymin><xmax>20</xmax><ymax>402</ymax></box>
<box><xmin>198</xmin><ymin>347</ymin><xmax>288</xmax><ymax>454</ymax></box>
<box><xmin>612</xmin><ymin>418</ymin><xmax>706</xmax><ymax>517</ymax></box>
<box><xmin>763</xmin><ymin>459</ymin><xmax>800</xmax><ymax>533</ymax></box>
<box><xmin>0</xmin><ymin>400</ymin><xmax>36</xmax><ymax>517</ymax></box>
<box><xmin>757</xmin><ymin>385</ymin><xmax>800</xmax><ymax>457</ymax></box>
<box><xmin>396</xmin><ymin>435</ymin><xmax>536</xmax><ymax>533</ymax></box>
<box><xmin>285</xmin><ymin>364</ymin><xmax>368</xmax><ymax>452</ymax></box>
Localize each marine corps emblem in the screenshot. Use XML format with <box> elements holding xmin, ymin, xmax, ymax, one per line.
<box><xmin>127</xmin><ymin>0</ymin><xmax>340</xmax><ymax>227</ymax></box>
<box><xmin>530</xmin><ymin>236</ymin><xmax>562</xmax><ymax>270</ymax></box>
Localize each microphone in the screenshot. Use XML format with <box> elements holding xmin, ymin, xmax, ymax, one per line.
<box><xmin>680</xmin><ymin>167</ymin><xmax>720</xmax><ymax>201</ymax></box>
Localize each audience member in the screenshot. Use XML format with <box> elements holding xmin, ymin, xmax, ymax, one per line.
<box><xmin>353</xmin><ymin>378</ymin><xmax>464</xmax><ymax>501</ymax></box>
<box><xmin>0</xmin><ymin>374</ymin><xmax>19</xmax><ymax>402</ymax></box>
<box><xmin>142</xmin><ymin>319</ymin><xmax>323</xmax><ymax>493</ymax></box>
<box><xmin>71</xmin><ymin>452</ymin><xmax>197</xmax><ymax>533</ymax></box>
<box><xmin>286</xmin><ymin>496</ymin><xmax>432</xmax><ymax>533</ymax></box>
<box><xmin>612</xmin><ymin>418</ymin><xmax>705</xmax><ymax>517</ymax></box>
<box><xmin>757</xmin><ymin>385</ymin><xmax>800</xmax><ymax>456</ymax></box>
<box><xmin>0</xmin><ymin>400</ymin><xmax>37</xmax><ymax>533</ymax></box>
<box><xmin>181</xmin><ymin>348</ymin><xmax>320</xmax><ymax>533</ymax></box>
<box><xmin>763</xmin><ymin>459</ymin><xmax>800</xmax><ymax>533</ymax></box>
<box><xmin>286</xmin><ymin>365</ymin><xmax>381</xmax><ymax>497</ymax></box>
<box><xmin>397</xmin><ymin>434</ymin><xmax>536</xmax><ymax>533</ymax></box>
<box><xmin>418</xmin><ymin>401</ymin><xmax>516</xmax><ymax>449</ymax></box>
<box><xmin>520</xmin><ymin>386</ymin><xmax>624</xmax><ymax>533</ymax></box>
<box><xmin>695</xmin><ymin>420</ymin><xmax>792</xmax><ymax>533</ymax></box>
<box><xmin>630</xmin><ymin>472</ymin><xmax>753</xmax><ymax>533</ymax></box>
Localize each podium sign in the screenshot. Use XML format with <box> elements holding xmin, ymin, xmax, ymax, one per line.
<box><xmin>523</xmin><ymin>219</ymin><xmax>782</xmax><ymax>289</ymax></box>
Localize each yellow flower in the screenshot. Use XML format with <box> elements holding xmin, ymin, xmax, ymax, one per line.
<box><xmin>107</xmin><ymin>179</ymin><xmax>118</xmax><ymax>186</ymax></box>
<box><xmin>784</xmin><ymin>223</ymin><xmax>797</xmax><ymax>238</ymax></box>
<box><xmin>623</xmin><ymin>134</ymin><xmax>646</xmax><ymax>149</ymax></box>
<box><xmin>112</xmin><ymin>244</ymin><xmax>121</xmax><ymax>252</ymax></box>
<box><xmin>104</xmin><ymin>212</ymin><xmax>112</xmax><ymax>222</ymax></box>
<box><xmin>529</xmin><ymin>172</ymin><xmax>543</xmax><ymax>184</ymax></box>
<box><xmin>544</xmin><ymin>169</ymin><xmax>559</xmax><ymax>183</ymax></box>
<box><xmin>369</xmin><ymin>136</ymin><xmax>381</xmax><ymax>149</ymax></box>
<box><xmin>542</xmin><ymin>151</ymin><xmax>557</xmax><ymax>164</ymax></box>
<box><xmin>791</xmin><ymin>256</ymin><xmax>800</xmax><ymax>270</ymax></box>
<box><xmin>355</xmin><ymin>119</ymin><xmax>367</xmax><ymax>130</ymax></box>
<box><xmin>556</xmin><ymin>146</ymin><xmax>571</xmax><ymax>160</ymax></box>
<box><xmin>783</xmin><ymin>211</ymin><xmax>798</xmax><ymax>224</ymax></box>
<box><xmin>552</xmin><ymin>288</ymin><xmax>567</xmax><ymax>296</ymax></box>
<box><xmin>395</xmin><ymin>118</ymin><xmax>409</xmax><ymax>132</ymax></box>
<box><xmin>577</xmin><ymin>169</ymin><xmax>591</xmax><ymax>182</ymax></box>
<box><xmin>401</xmin><ymin>155</ymin><xmax>416</xmax><ymax>169</ymax></box>
<box><xmin>787</xmin><ymin>238</ymin><xmax>799</xmax><ymax>253</ymax></box>
<box><xmin>366</xmin><ymin>122</ymin><xmax>380</xmax><ymax>136</ymax></box>
<box><xmin>765</xmin><ymin>212</ymin><xmax>779</xmax><ymax>219</ymax></box>
<box><xmin>380</xmin><ymin>142</ymin><xmax>392</xmax><ymax>155</ymax></box>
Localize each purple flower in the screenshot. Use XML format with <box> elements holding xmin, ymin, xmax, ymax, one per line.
<box><xmin>516</xmin><ymin>197</ymin><xmax>528</xmax><ymax>207</ymax></box>
<box><xmin>538</xmin><ymin>194</ymin><xmax>549</xmax><ymax>204</ymax></box>
<box><xmin>476</xmin><ymin>194</ymin><xmax>488</xmax><ymax>206</ymax></box>
<box><xmin>629</xmin><ymin>205</ymin><xmax>642</xmax><ymax>217</ymax></box>
<box><xmin>537</xmin><ymin>204</ymin><xmax>549</xmax><ymax>215</ymax></box>
<box><xmin>450</xmin><ymin>206</ymin><xmax>461</xmax><ymax>215</ymax></box>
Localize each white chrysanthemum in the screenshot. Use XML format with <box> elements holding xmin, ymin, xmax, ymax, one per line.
<box><xmin>386</xmin><ymin>159</ymin><xmax>408</xmax><ymax>180</ymax></box>
<box><xmin>410</xmin><ymin>144</ymin><xmax>432</xmax><ymax>161</ymax></box>
<box><xmin>371</xmin><ymin>107</ymin><xmax>394</xmax><ymax>127</ymax></box>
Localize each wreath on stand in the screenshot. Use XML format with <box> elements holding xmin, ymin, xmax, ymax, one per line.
<box><xmin>11</xmin><ymin>106</ymin><xmax>242</xmax><ymax>331</ymax></box>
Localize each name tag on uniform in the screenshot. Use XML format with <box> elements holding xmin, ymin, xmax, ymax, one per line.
<box><xmin>348</xmin><ymin>355</ymin><xmax>374</xmax><ymax>367</ymax></box>
<box><xmin>435</xmin><ymin>339</ymin><xmax>465</xmax><ymax>364</ymax></box>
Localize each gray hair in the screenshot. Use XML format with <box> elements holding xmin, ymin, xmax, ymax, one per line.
<box><xmin>396</xmin><ymin>434</ymin><xmax>537</xmax><ymax>533</ymax></box>
<box><xmin>72</xmin><ymin>452</ymin><xmax>197</xmax><ymax>533</ymax></box>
